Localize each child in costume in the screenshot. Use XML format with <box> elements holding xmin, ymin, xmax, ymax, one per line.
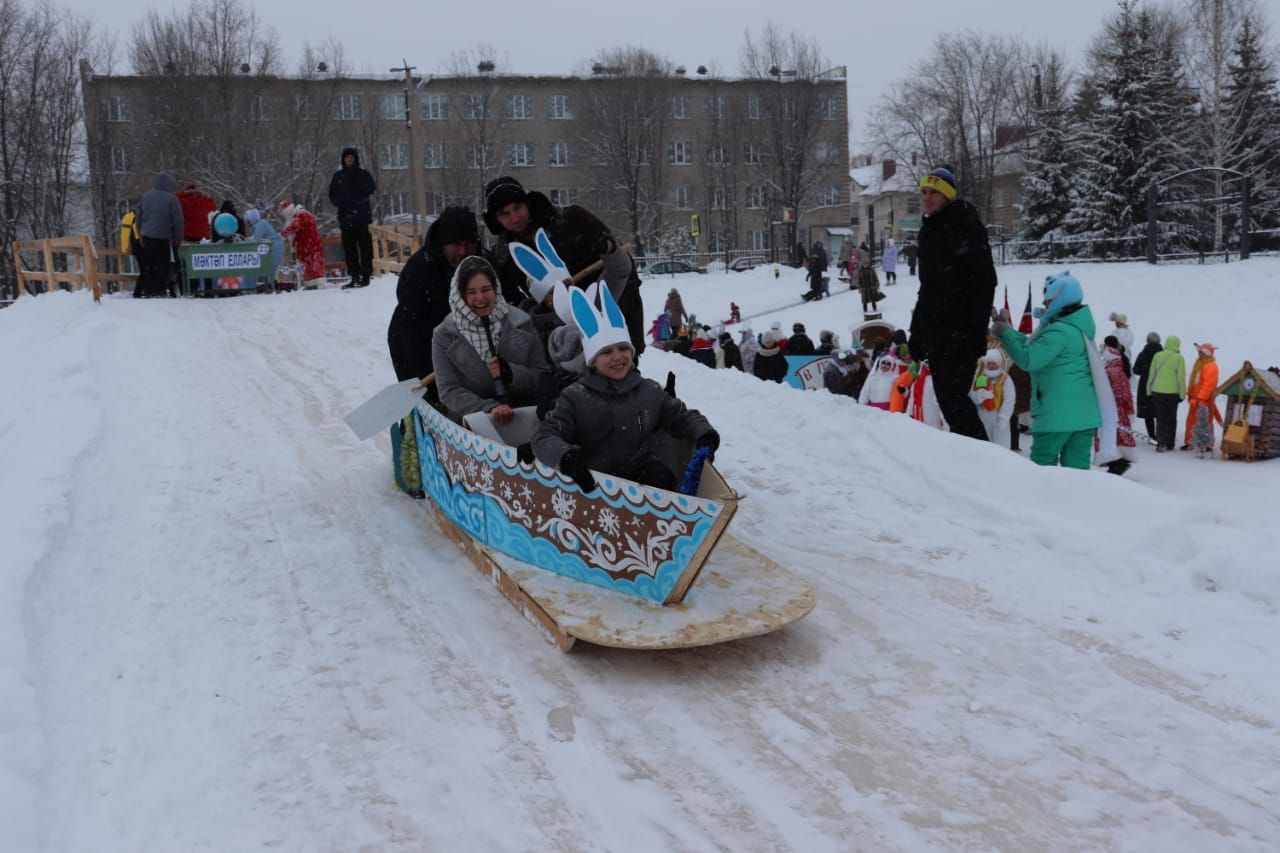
<box><xmin>859</xmin><ymin>352</ymin><xmax>901</xmax><ymax>410</ymax></box>
<box><xmin>1182</xmin><ymin>342</ymin><xmax>1222</xmax><ymax>451</ymax></box>
<box><xmin>969</xmin><ymin>348</ymin><xmax>1015</xmax><ymax>448</ymax></box>
<box><xmin>1099</xmin><ymin>335</ymin><xmax>1137</xmax><ymax>473</ymax></box>
<box><xmin>532</xmin><ymin>284</ymin><xmax>718</xmax><ymax>492</ymax></box>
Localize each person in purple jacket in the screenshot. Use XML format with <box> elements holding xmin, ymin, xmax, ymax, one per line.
<box><xmin>881</xmin><ymin>238</ymin><xmax>899</xmax><ymax>286</ymax></box>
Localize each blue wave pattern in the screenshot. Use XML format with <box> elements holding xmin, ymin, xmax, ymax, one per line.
<box><xmin>413</xmin><ymin>409</ymin><xmax>720</xmax><ymax>603</ymax></box>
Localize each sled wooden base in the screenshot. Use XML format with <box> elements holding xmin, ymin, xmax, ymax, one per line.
<box><xmin>427</xmin><ymin>500</ymin><xmax>814</xmax><ymax>652</ymax></box>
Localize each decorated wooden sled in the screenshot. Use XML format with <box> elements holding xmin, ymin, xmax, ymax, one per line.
<box><xmin>404</xmin><ymin>401</ymin><xmax>814</xmax><ymax>651</ymax></box>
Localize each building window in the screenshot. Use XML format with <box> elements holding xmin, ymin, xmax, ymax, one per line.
<box><xmin>293</xmin><ymin>95</ymin><xmax>314</xmax><ymax>120</ymax></box>
<box><xmin>292</xmin><ymin>143</ymin><xmax>317</xmax><ymax>168</ymax></box>
<box><xmin>548</xmin><ymin>188</ymin><xmax>578</xmax><ymax>207</ymax></box>
<box><xmin>746</xmin><ymin>229</ymin><xmax>770</xmax><ymax>251</ymax></box>
<box><xmin>384</xmin><ymin>191</ymin><xmax>409</xmax><ymax>217</ymax></box>
<box><xmin>742</xmin><ymin>142</ymin><xmax>764</xmax><ymax>166</ymax></box>
<box><xmin>423</xmin><ymin>142</ymin><xmax>448</xmax><ymax>169</ymax></box>
<box><xmin>746</xmin><ymin>185</ymin><xmax>766</xmax><ymax>209</ymax></box>
<box><xmin>461</xmin><ymin>94</ymin><xmax>490</xmax><ymax>119</ymax></box>
<box><xmin>333</xmin><ymin>95</ymin><xmax>363</xmax><ymax>120</ymax></box>
<box><xmin>379</xmin><ymin>143</ymin><xmax>409</xmax><ymax>170</ymax></box>
<box><xmin>710</xmin><ymin>231</ymin><xmax>730</xmax><ymax>253</ymax></box>
<box><xmin>549</xmin><ymin>141</ymin><xmax>570</xmax><ymax>167</ymax></box>
<box><xmin>102</xmin><ymin>95</ymin><xmax>130</xmax><ymax>123</ymax></box>
<box><xmin>466</xmin><ymin>143</ymin><xmax>494</xmax><ymax>170</ymax></box>
<box><xmin>818</xmin><ymin>185</ymin><xmax>842</xmax><ymax>206</ymax></box>
<box><xmin>994</xmin><ymin>188</ymin><xmax>1007</xmax><ymax>208</ymax></box>
<box><xmin>505</xmin><ymin>94</ymin><xmax>533</xmax><ymax>119</ymax></box>
<box><xmin>670</xmin><ymin>185</ymin><xmax>691</xmax><ymax>210</ymax></box>
<box><xmin>421</xmin><ymin>94</ymin><xmax>449</xmax><ymax>120</ymax></box>
<box><xmin>109</xmin><ymin>146</ymin><xmax>130</xmax><ymax>173</ymax></box>
<box><xmin>425</xmin><ymin>192</ymin><xmax>445</xmax><ymax>216</ymax></box>
<box><xmin>705</xmin><ymin>143</ymin><xmax>730</xmax><ymax>166</ymax></box>
<box><xmin>710</xmin><ymin>186</ymin><xmax>732</xmax><ymax>211</ymax></box>
<box><xmin>745</xmin><ymin>95</ymin><xmax>760</xmax><ymax>120</ymax></box>
<box><xmin>815</xmin><ymin>141</ymin><xmax>834</xmax><ymax>163</ymax></box>
<box><xmin>507</xmin><ymin>142</ymin><xmax>535</xmax><ymax>167</ymax></box>
<box><xmin>703</xmin><ymin>95</ymin><xmax>728</xmax><ymax>119</ymax></box>
<box><xmin>782</xmin><ymin>97</ymin><xmax>797</xmax><ymax>120</ymax></box>
<box><xmin>248</xmin><ymin>95</ymin><xmax>270</xmax><ymax>122</ymax></box>
<box><xmin>380</xmin><ymin>94</ymin><xmax>405</xmax><ymax>120</ymax></box>
<box><xmin>906</xmin><ymin>196</ymin><xmax>921</xmax><ymax>214</ymax></box>
<box><xmin>670</xmin><ymin>95</ymin><xmax>691</xmax><ymax>119</ymax></box>
<box><xmin>667</xmin><ymin>141</ymin><xmax>692</xmax><ymax>165</ymax></box>
<box><xmin>546</xmin><ymin>94</ymin><xmax>572</xmax><ymax>119</ymax></box>
<box><xmin>820</xmin><ymin>96</ymin><xmax>840</xmax><ymax>119</ymax></box>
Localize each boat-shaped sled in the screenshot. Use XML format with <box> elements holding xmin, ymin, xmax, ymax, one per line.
<box><xmin>405</xmin><ymin>401</ymin><xmax>814</xmax><ymax>651</ymax></box>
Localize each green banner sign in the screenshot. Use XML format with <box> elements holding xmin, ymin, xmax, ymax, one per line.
<box><xmin>178</xmin><ymin>242</ymin><xmax>273</xmax><ymax>295</ymax></box>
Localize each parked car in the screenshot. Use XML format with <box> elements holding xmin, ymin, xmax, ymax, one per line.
<box><xmin>728</xmin><ymin>255</ymin><xmax>770</xmax><ymax>272</ymax></box>
<box><xmin>644</xmin><ymin>259</ymin><xmax>705</xmax><ymax>276</ymax></box>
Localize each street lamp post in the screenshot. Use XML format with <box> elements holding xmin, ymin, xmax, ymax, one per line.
<box><xmin>390</xmin><ymin>60</ymin><xmax>425</xmax><ymax>249</ymax></box>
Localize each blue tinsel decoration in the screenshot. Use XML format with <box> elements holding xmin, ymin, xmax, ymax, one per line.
<box><xmin>679</xmin><ymin>446</ymin><xmax>713</xmax><ymax>495</ymax></box>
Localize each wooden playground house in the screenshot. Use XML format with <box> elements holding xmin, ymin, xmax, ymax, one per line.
<box><xmin>1216</xmin><ymin>361</ymin><xmax>1280</xmax><ymax>461</ymax></box>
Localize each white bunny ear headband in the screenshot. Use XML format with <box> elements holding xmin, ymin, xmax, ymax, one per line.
<box><xmin>570</xmin><ymin>280</ymin><xmax>630</xmax><ymax>367</ymax></box>
<box><xmin>510</xmin><ymin>227</ymin><xmax>598</xmax><ymax>325</ymax></box>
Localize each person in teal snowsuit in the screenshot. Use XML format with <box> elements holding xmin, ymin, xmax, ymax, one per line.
<box><xmin>992</xmin><ymin>271</ymin><xmax>1101</xmax><ymax>469</ymax></box>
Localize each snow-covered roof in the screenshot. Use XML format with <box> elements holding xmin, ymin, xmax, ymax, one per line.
<box><xmin>852</xmin><ymin>163</ymin><xmax>917</xmax><ymax>198</ymax></box>
<box><xmin>849</xmin><ymin>164</ymin><xmax>880</xmax><ymax>188</ymax></box>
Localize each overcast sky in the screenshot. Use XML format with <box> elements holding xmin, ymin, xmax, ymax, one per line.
<box><xmin>70</xmin><ymin>0</ymin><xmax>1129</xmax><ymax>147</ymax></box>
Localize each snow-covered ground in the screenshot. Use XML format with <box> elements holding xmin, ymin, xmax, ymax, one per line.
<box><xmin>2</xmin><ymin>258</ymin><xmax>1278</xmax><ymax>851</ymax></box>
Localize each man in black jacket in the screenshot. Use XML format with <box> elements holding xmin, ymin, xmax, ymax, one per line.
<box><xmin>908</xmin><ymin>167</ymin><xmax>998</xmax><ymax>441</ymax></box>
<box><xmin>483</xmin><ymin>175</ymin><xmax>644</xmax><ymax>356</ymax></box>
<box><xmin>386</xmin><ymin>207</ymin><xmax>486</xmax><ymax>398</ymax></box>
<box><xmin>328</xmin><ymin>147</ymin><xmax>377</xmax><ymax>288</ymax></box>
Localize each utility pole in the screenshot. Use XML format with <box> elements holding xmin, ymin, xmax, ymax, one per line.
<box><xmin>390</xmin><ymin>60</ymin><xmax>424</xmax><ymax>249</ymax></box>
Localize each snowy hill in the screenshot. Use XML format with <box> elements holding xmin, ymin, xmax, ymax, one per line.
<box><xmin>2</xmin><ymin>258</ymin><xmax>1279</xmax><ymax>850</ymax></box>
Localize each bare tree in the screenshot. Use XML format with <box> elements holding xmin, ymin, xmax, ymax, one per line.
<box><xmin>576</xmin><ymin>46</ymin><xmax>674</xmax><ymax>256</ymax></box>
<box><xmin>739</xmin><ymin>24</ymin><xmax>845</xmax><ymax>254</ymax></box>
<box><xmin>1182</xmin><ymin>0</ymin><xmax>1267</xmax><ymax>247</ymax></box>
<box><xmin>0</xmin><ymin>0</ymin><xmax>100</xmax><ymax>293</ymax></box>
<box><xmin>867</xmin><ymin>31</ymin><xmax>1029</xmax><ymax>219</ymax></box>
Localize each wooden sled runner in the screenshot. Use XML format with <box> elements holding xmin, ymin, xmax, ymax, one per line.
<box><xmin>407</xmin><ymin>402</ymin><xmax>814</xmax><ymax>651</ymax></box>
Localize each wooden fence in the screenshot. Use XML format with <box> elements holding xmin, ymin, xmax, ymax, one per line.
<box><xmin>370</xmin><ymin>224</ymin><xmax>419</xmax><ymax>277</ymax></box>
<box><xmin>11</xmin><ymin>235</ymin><xmax>140</xmax><ymax>302</ymax></box>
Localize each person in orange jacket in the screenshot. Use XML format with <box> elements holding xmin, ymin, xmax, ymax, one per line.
<box><xmin>1182</xmin><ymin>341</ymin><xmax>1223</xmax><ymax>450</ymax></box>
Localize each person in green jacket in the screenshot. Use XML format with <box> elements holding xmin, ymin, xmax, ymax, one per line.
<box><xmin>1145</xmin><ymin>334</ymin><xmax>1186</xmax><ymax>452</ymax></box>
<box><xmin>991</xmin><ymin>271</ymin><xmax>1101</xmax><ymax>469</ymax></box>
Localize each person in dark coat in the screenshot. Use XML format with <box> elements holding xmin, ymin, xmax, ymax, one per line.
<box><xmin>134</xmin><ymin>171</ymin><xmax>184</xmax><ymax>298</ymax></box>
<box><xmin>328</xmin><ymin>147</ymin><xmax>377</xmax><ymax>288</ymax></box>
<box><xmin>387</xmin><ymin>207</ymin><xmax>484</xmax><ymax>393</ymax></box>
<box><xmin>787</xmin><ymin>323</ymin><xmax>816</xmax><ymax>356</ymax></box>
<box><xmin>483</xmin><ymin>175</ymin><xmax>644</xmax><ymax>357</ymax></box>
<box><xmin>752</xmin><ymin>332</ymin><xmax>788</xmax><ymax>383</ymax></box>
<box><xmin>903</xmin><ymin>242</ymin><xmax>918</xmax><ymax>276</ymax></box>
<box><xmin>1131</xmin><ymin>331</ymin><xmax>1162</xmax><ymax>442</ymax></box>
<box><xmin>824</xmin><ymin>349</ymin><xmax>868</xmax><ymax>398</ymax></box>
<box><xmin>908</xmin><ymin>167</ymin><xmax>998</xmax><ymax>441</ymax></box>
<box><xmin>719</xmin><ymin>332</ymin><xmax>743</xmax><ymax>370</ymax></box>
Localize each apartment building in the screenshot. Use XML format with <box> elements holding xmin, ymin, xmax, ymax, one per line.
<box><xmin>80</xmin><ymin>62</ymin><xmax>850</xmax><ymax>256</ymax></box>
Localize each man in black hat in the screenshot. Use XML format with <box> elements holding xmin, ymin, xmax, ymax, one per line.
<box><xmin>908</xmin><ymin>166</ymin><xmax>997</xmax><ymax>441</ymax></box>
<box><xmin>387</xmin><ymin>206</ymin><xmax>489</xmax><ymax>390</ymax></box>
<box><xmin>483</xmin><ymin>175</ymin><xmax>645</xmax><ymax>356</ymax></box>
<box><xmin>329</xmin><ymin>147</ymin><xmax>377</xmax><ymax>288</ymax></box>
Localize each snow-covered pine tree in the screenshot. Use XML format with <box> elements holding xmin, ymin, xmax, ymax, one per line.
<box><xmin>1222</xmin><ymin>15</ymin><xmax>1280</xmax><ymax>235</ymax></box>
<box><xmin>1068</xmin><ymin>1</ymin><xmax>1194</xmax><ymax>257</ymax></box>
<box><xmin>1019</xmin><ymin>59</ymin><xmax>1075</xmax><ymax>258</ymax></box>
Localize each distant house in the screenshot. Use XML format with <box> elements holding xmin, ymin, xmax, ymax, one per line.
<box><xmin>849</xmin><ymin>158</ymin><xmax>917</xmax><ymax>252</ymax></box>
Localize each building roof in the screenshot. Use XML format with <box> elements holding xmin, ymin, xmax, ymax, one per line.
<box><xmin>1217</xmin><ymin>361</ymin><xmax>1280</xmax><ymax>401</ymax></box>
<box><xmin>851</xmin><ymin>162</ymin><xmax>916</xmax><ymax>198</ymax></box>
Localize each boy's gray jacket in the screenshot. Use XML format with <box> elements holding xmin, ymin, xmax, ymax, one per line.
<box><xmin>532</xmin><ymin>370</ymin><xmax>713</xmax><ymax>472</ymax></box>
<box><xmin>432</xmin><ymin>305</ymin><xmax>548</xmax><ymax>419</ymax></box>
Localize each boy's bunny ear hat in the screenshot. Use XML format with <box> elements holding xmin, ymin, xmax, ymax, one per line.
<box><xmin>571</xmin><ymin>282</ymin><xmax>631</xmax><ymax>367</ymax></box>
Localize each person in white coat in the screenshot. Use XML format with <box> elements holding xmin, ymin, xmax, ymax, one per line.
<box><xmin>1107</xmin><ymin>312</ymin><xmax>1134</xmax><ymax>358</ymax></box>
<box><xmin>969</xmin><ymin>348</ymin><xmax>1016</xmax><ymax>449</ymax></box>
<box><xmin>859</xmin><ymin>352</ymin><xmax>901</xmax><ymax>410</ymax></box>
